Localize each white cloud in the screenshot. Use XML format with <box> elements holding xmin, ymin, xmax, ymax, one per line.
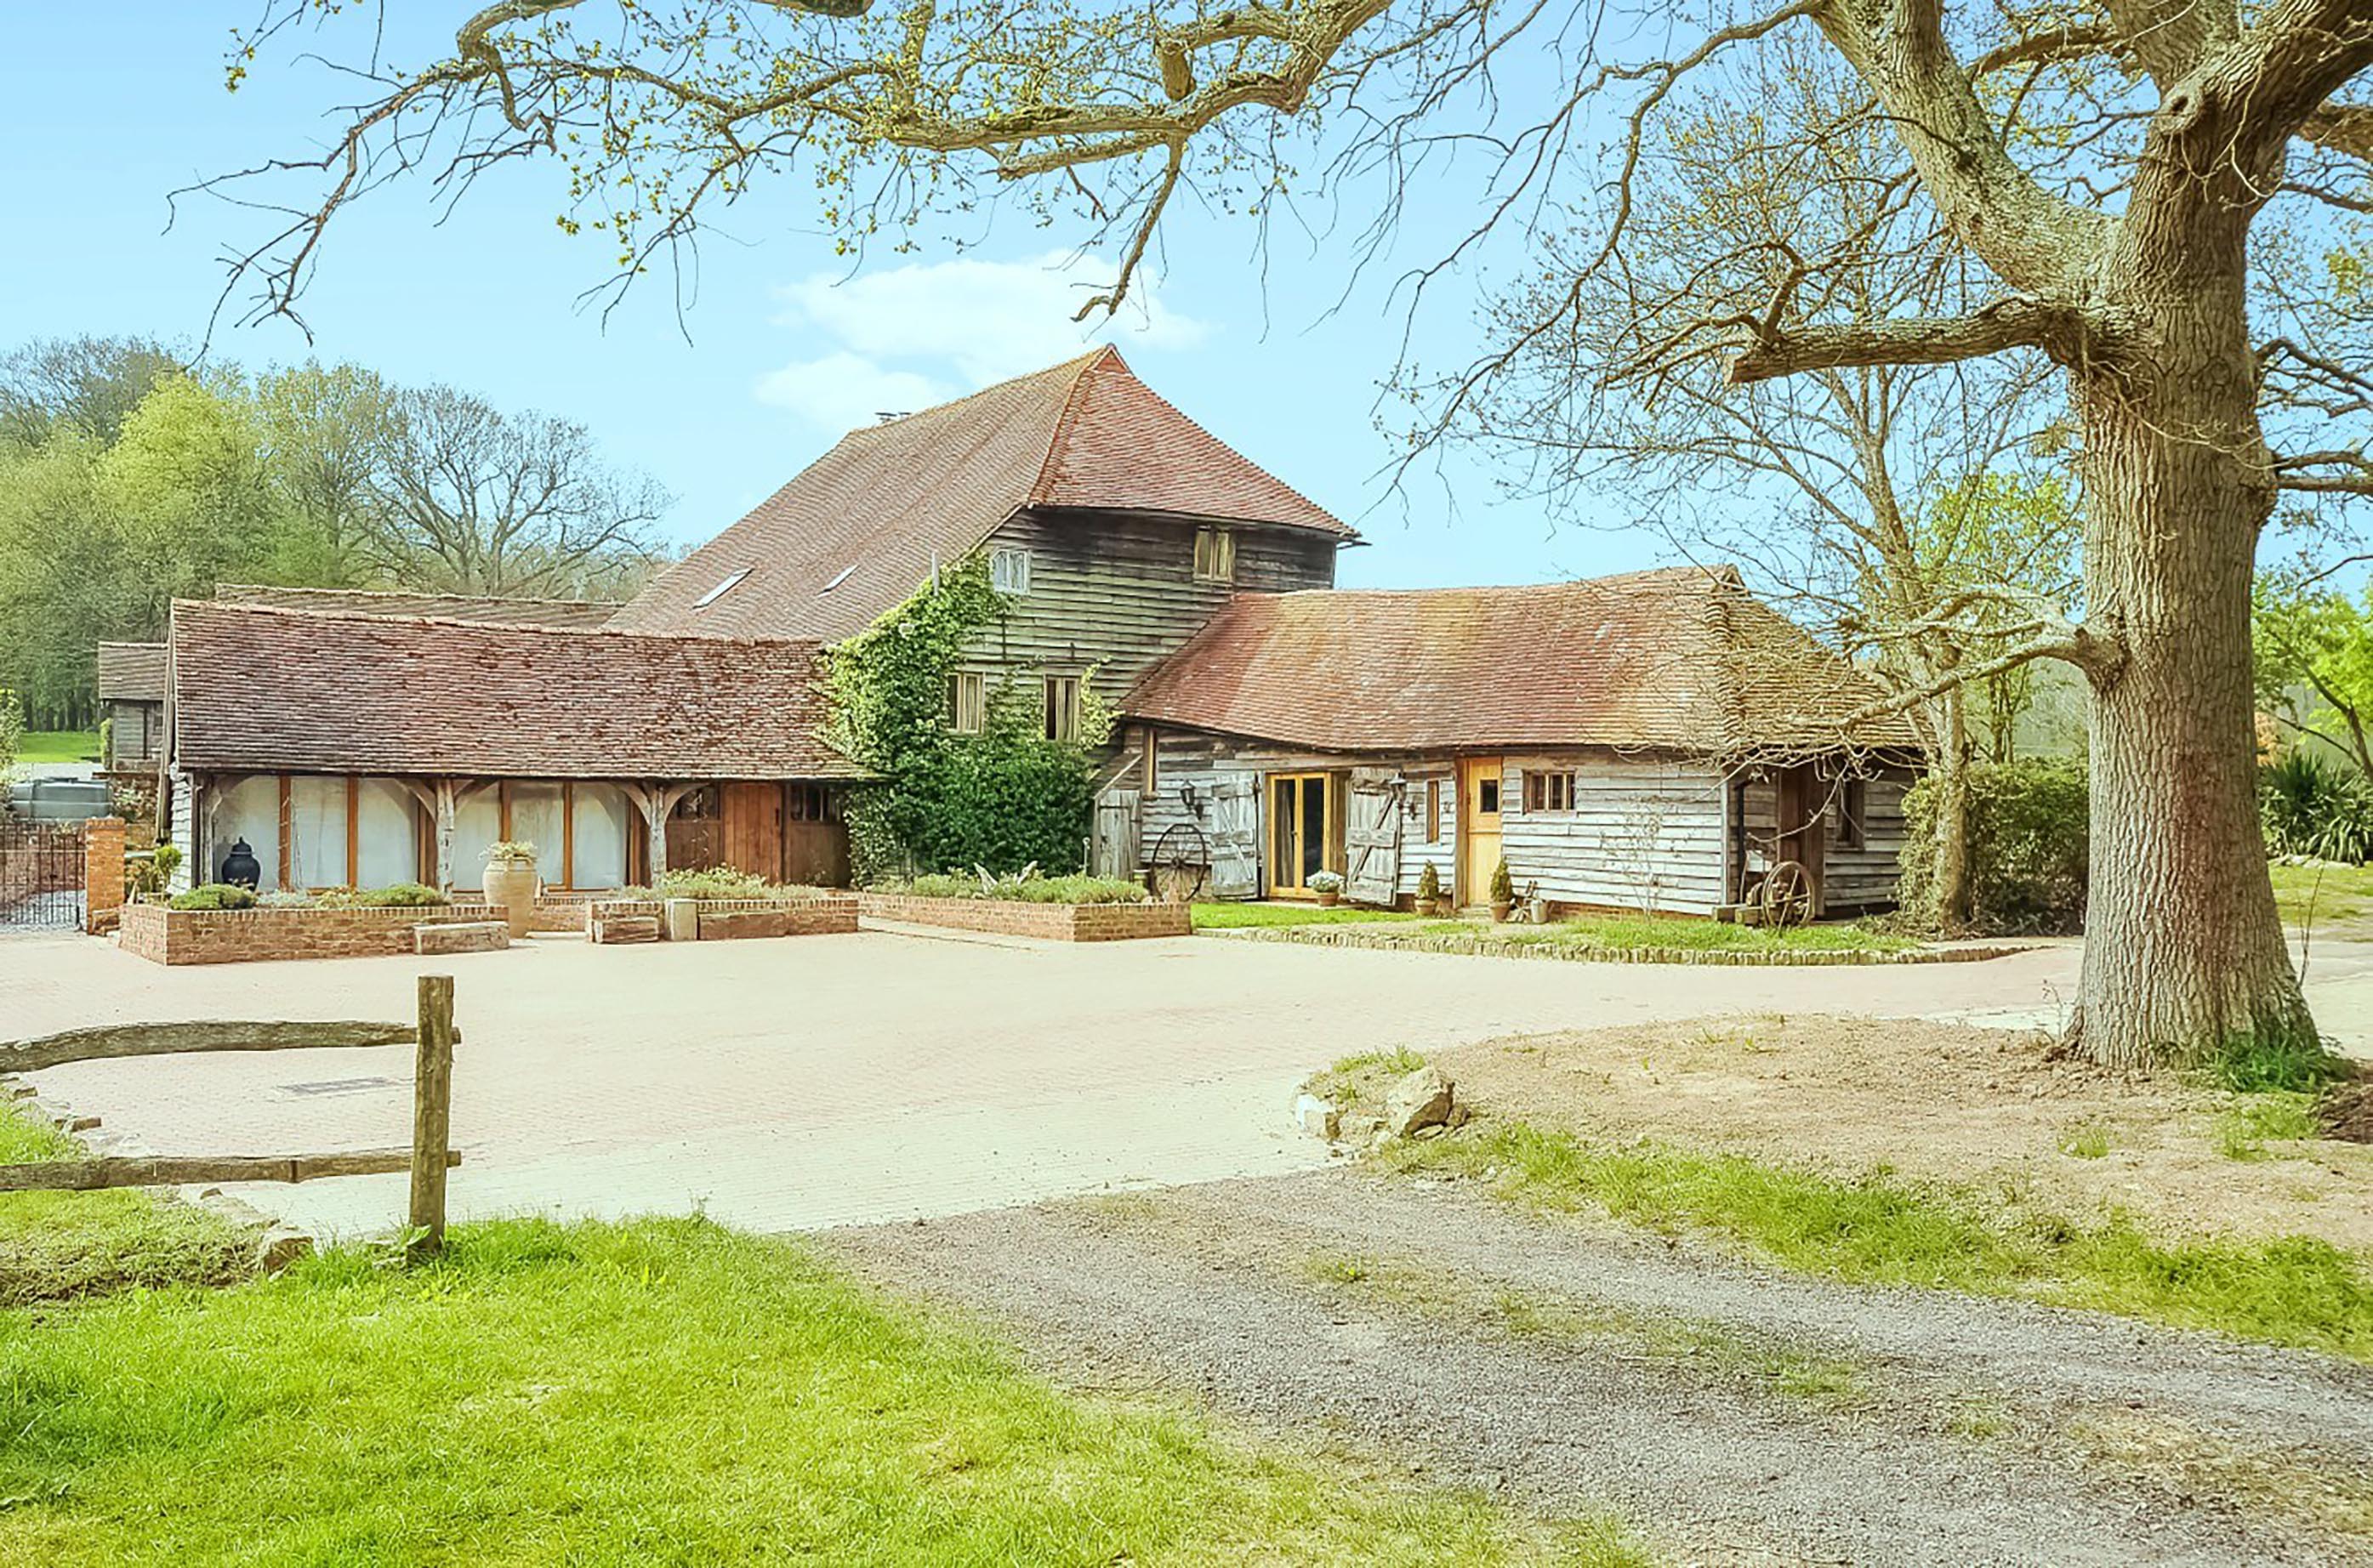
<box><xmin>754</xmin><ymin>251</ymin><xmax>1210</xmax><ymax>433</ymax></box>
<box><xmin>752</xmin><ymin>350</ymin><xmax>954</xmax><ymax>436</ymax></box>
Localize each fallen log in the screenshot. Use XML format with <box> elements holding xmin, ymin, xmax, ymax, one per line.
<box><xmin>0</xmin><ymin>1148</ymin><xmax>461</xmax><ymax>1191</ymax></box>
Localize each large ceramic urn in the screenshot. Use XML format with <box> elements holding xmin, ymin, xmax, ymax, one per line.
<box><xmin>482</xmin><ymin>850</ymin><xmax>540</xmax><ymax>939</ymax></box>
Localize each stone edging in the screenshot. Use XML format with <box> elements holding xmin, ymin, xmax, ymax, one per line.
<box><xmin>1211</xmin><ymin>925</ymin><xmax>2029</xmax><ymax>967</ymax></box>
<box><xmin>857</xmin><ymin>893</ymin><xmax>1191</xmax><ymax>942</ymax></box>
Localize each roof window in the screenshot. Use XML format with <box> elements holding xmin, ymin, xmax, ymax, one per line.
<box><xmin>693</xmin><ymin>568</ymin><xmax>751</xmax><ymax>609</ymax></box>
<box><xmin>820</xmin><ymin>565</ymin><xmax>858</xmax><ymax>594</ymax></box>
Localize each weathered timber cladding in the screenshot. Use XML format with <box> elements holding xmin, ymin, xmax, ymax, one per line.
<box><xmin>1738</xmin><ymin>772</ymin><xmax>1909</xmax><ymax>911</ymax></box>
<box><xmin>963</xmin><ymin>510</ymin><xmax>1337</xmax><ymax>704</ymax></box>
<box><xmin>1497</xmin><ymin>757</ymin><xmax>1731</xmax><ymax>916</ymax></box>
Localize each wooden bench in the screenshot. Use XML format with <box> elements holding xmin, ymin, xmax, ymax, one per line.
<box><xmin>413</xmin><ymin>921</ymin><xmax>509</xmax><ymax>956</ymax></box>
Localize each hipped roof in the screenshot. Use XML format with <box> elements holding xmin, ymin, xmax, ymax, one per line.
<box><xmin>170</xmin><ymin>600</ymin><xmax>864</xmax><ymax>781</ymax></box>
<box><xmin>96</xmin><ymin>642</ymin><xmax>168</xmax><ymax>703</ymax></box>
<box><xmin>609</xmin><ymin>346</ymin><xmax>1352</xmax><ymax>643</ymax></box>
<box><xmin>1122</xmin><ymin>567</ymin><xmax>1922</xmax><ymax>758</ymax></box>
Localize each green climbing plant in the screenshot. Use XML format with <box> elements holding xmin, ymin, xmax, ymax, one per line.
<box><xmin>827</xmin><ymin>554</ymin><xmax>1107</xmax><ymax>883</ymax></box>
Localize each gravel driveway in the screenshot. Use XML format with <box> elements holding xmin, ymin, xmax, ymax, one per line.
<box><xmin>832</xmin><ymin>1169</ymin><xmax>2373</xmax><ymax>1567</ymax></box>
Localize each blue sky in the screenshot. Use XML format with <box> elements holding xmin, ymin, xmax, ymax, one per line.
<box><xmin>0</xmin><ymin>6</ymin><xmax>1678</xmax><ymax>592</ymax></box>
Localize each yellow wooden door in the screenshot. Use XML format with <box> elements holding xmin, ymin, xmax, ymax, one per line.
<box><xmin>1459</xmin><ymin>758</ymin><xmax>1504</xmax><ymax>905</ymax></box>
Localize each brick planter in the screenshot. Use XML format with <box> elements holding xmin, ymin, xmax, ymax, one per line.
<box><xmin>118</xmin><ymin>900</ymin><xmax>509</xmax><ymax>966</ymax></box>
<box><xmin>585</xmin><ymin>895</ymin><xmax>858</xmax><ymax>942</ymax></box>
<box><xmin>857</xmin><ymin>893</ymin><xmax>1190</xmax><ymax>942</ymax></box>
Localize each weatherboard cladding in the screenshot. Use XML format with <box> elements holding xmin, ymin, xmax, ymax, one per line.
<box><xmin>608</xmin><ymin>346</ymin><xmax>1354</xmax><ymax>645</ymax></box>
<box><xmin>169</xmin><ymin>599</ymin><xmax>864</xmax><ymax>781</ymax></box>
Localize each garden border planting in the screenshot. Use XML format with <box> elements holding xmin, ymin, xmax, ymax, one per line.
<box><xmin>858</xmin><ymin>893</ymin><xmax>1190</xmax><ymax>942</ymax></box>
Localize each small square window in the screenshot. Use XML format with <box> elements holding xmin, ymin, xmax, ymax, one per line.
<box><xmin>1477</xmin><ymin>778</ymin><xmax>1500</xmax><ymax>815</ymax></box>
<box><xmin>1193</xmin><ymin>527</ymin><xmax>1237</xmax><ymax>583</ymax></box>
<box><xmin>947</xmin><ymin>672</ymin><xmax>986</xmax><ymax>734</ymax></box>
<box><xmin>1044</xmin><ymin>675</ymin><xmax>1082</xmax><ymax>742</ymax></box>
<box><xmin>1522</xmin><ymin>772</ymin><xmax>1573</xmax><ymax>812</ymax></box>
<box><xmin>989</xmin><ymin>548</ymin><xmax>1032</xmax><ymax>594</ymax></box>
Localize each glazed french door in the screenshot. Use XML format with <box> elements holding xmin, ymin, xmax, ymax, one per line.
<box><xmin>1267</xmin><ymin>772</ymin><xmax>1334</xmax><ymax>896</ymax></box>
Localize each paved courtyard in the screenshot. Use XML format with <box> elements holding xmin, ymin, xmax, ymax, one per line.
<box><xmin>3</xmin><ymin>924</ymin><xmax>2362</xmax><ymax>1238</ymax></box>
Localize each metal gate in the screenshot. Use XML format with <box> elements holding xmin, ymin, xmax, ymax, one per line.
<box><xmin>0</xmin><ymin>821</ymin><xmax>84</xmax><ymax>932</ymax></box>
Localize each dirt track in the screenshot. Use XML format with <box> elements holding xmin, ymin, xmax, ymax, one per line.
<box><xmin>833</xmin><ymin>1169</ymin><xmax>2373</xmax><ymax>1567</ymax></box>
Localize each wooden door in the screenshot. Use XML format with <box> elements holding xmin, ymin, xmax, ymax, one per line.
<box><xmin>1772</xmin><ymin>763</ymin><xmax>1827</xmax><ymax>917</ymax></box>
<box><xmin>1267</xmin><ymin>772</ymin><xmax>1335</xmax><ymax>896</ymax></box>
<box><xmin>1343</xmin><ymin>770</ymin><xmax>1402</xmax><ymax>906</ymax></box>
<box><xmin>1209</xmin><ymin>774</ymin><xmax>1260</xmax><ymax>897</ymax></box>
<box><xmin>1092</xmin><ymin>788</ymin><xmax>1142</xmax><ymax>881</ymax></box>
<box><xmin>720</xmin><ymin>782</ymin><xmax>783</xmax><ymax>881</ymax></box>
<box><xmin>1459</xmin><ymin>757</ymin><xmax>1505</xmax><ymax>906</ymax></box>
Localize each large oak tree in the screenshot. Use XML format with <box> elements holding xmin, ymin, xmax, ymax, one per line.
<box><xmin>219</xmin><ymin>0</ymin><xmax>2373</xmax><ymax>1066</ymax></box>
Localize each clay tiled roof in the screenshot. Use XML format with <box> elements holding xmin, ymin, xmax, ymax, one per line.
<box><xmin>610</xmin><ymin>346</ymin><xmax>1352</xmax><ymax>642</ymax></box>
<box><xmin>215</xmin><ymin>583</ymin><xmax>621</xmax><ymax>629</ymax></box>
<box><xmin>1123</xmin><ymin>567</ymin><xmax>1923</xmax><ymax>758</ymax></box>
<box><xmin>170</xmin><ymin>600</ymin><xmax>864</xmax><ymax>781</ymax></box>
<box><xmin>95</xmin><ymin>642</ymin><xmax>168</xmax><ymax>703</ymax></box>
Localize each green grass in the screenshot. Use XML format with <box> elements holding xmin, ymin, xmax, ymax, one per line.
<box><xmin>2215</xmin><ymin>1094</ymin><xmax>2322</xmax><ymax>1162</ymax></box>
<box><xmin>1192</xmin><ymin>901</ymin><xmax>1423</xmax><ymax>929</ymax></box>
<box><xmin>1306</xmin><ymin>1047</ymin><xmax>1430</xmax><ymax>1109</ymax></box>
<box><xmin>1391</xmin><ymin>915</ymin><xmax>1915</xmax><ymax>954</ymax></box>
<box><xmin>2268</xmin><ymin>860</ymin><xmax>2373</xmax><ymax>929</ymax></box>
<box><xmin>0</xmin><ymin>1101</ymin><xmax>254</xmax><ymax>1309</ymax></box>
<box><xmin>2057</xmin><ymin>1122</ymin><xmax>2114</xmax><ymax>1161</ymax></box>
<box><xmin>0</xmin><ymin>1216</ymin><xmax>1648</xmax><ymax>1567</ymax></box>
<box><xmin>13</xmin><ymin>730</ymin><xmax>99</xmax><ymax>764</ymax></box>
<box><xmin>1385</xmin><ymin>1120</ymin><xmax>2373</xmax><ymax>1361</ymax></box>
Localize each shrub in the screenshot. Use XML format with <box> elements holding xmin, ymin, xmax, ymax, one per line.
<box><xmin>485</xmin><ymin>840</ymin><xmax>538</xmax><ymax>867</ymax></box>
<box><xmin>258</xmin><ymin>889</ymin><xmax>316</xmax><ymax>908</ymax></box>
<box><xmin>168</xmin><ymin>883</ymin><xmax>257</xmax><ymax>912</ymax></box>
<box><xmin>884</xmin><ymin>872</ymin><xmax>1148</xmax><ymax>905</ymax></box>
<box><xmin>315</xmin><ymin>883</ymin><xmax>450</xmax><ymax>909</ymax></box>
<box><xmin>614</xmin><ymin>866</ymin><xmax>816</xmax><ymax>901</ymax></box>
<box><xmin>126</xmin><ymin>843</ymin><xmax>181</xmax><ymax>898</ymax></box>
<box><xmin>2260</xmin><ymin>749</ymin><xmax>2373</xmax><ymax>864</ymax></box>
<box><xmin>1488</xmin><ymin>857</ymin><xmax>1515</xmax><ymax>905</ymax></box>
<box><xmin>1307</xmin><ymin>870</ymin><xmax>1345</xmax><ymax>894</ymax></box>
<box><xmin>1415</xmin><ymin>861</ymin><xmax>1441</xmax><ymax>904</ymax></box>
<box><xmin>1899</xmin><ymin>759</ymin><xmax>2089</xmax><ymax>935</ymax></box>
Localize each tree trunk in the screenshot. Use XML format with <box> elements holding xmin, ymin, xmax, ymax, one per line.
<box><xmin>1927</xmin><ymin>685</ymin><xmax>1974</xmax><ymax>932</ymax></box>
<box><xmin>2070</xmin><ymin>244</ymin><xmax>2313</xmax><ymax>1068</ymax></box>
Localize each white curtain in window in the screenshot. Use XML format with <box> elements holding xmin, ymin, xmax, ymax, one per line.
<box><xmin>452</xmin><ymin>788</ymin><xmax>500</xmax><ymax>891</ymax></box>
<box><xmin>212</xmin><ymin>775</ymin><xmax>282</xmax><ymax>892</ymax></box>
<box><xmin>570</xmin><ymin>785</ymin><xmax>629</xmax><ymax>889</ymax></box>
<box><xmin>356</xmin><ymin>779</ymin><xmax>421</xmax><ymax>889</ymax></box>
<box><xmin>508</xmin><ymin>783</ymin><xmax>566</xmax><ymax>885</ymax></box>
<box><xmin>288</xmin><ymin>776</ymin><xmax>350</xmax><ymax>889</ymax></box>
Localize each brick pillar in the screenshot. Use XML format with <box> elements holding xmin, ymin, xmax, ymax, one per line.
<box><xmin>84</xmin><ymin>815</ymin><xmax>127</xmax><ymax>935</ymax></box>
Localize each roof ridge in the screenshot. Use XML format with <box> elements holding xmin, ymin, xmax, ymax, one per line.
<box><xmin>213</xmin><ymin>581</ymin><xmax>609</xmax><ymax>610</ymax></box>
<box><xmin>1025</xmin><ymin>344</ymin><xmax>1121</xmax><ymax>505</ymax></box>
<box><xmin>842</xmin><ymin>347</ymin><xmax>1107</xmax><ymax>446</ymax></box>
<box><xmin>172</xmin><ymin>597</ymin><xmax>827</xmax><ymax>653</ymax></box>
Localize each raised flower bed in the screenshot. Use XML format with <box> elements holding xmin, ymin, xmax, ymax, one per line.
<box><xmin>586</xmin><ymin>893</ymin><xmax>858</xmax><ymax>943</ymax></box>
<box><xmin>858</xmin><ymin>875</ymin><xmax>1189</xmax><ymax>942</ymax></box>
<box><xmin>118</xmin><ymin>898</ymin><xmax>507</xmax><ymax>966</ymax></box>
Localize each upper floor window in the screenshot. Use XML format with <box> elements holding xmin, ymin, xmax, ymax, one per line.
<box><xmin>1193</xmin><ymin>526</ymin><xmax>1237</xmax><ymax>583</ymax></box>
<box><xmin>947</xmin><ymin>671</ymin><xmax>987</xmax><ymax>734</ymax></box>
<box><xmin>1522</xmin><ymin>770</ymin><xmax>1575</xmax><ymax>813</ymax></box>
<box><xmin>1044</xmin><ymin>675</ymin><xmax>1082</xmax><ymax>742</ymax></box>
<box><xmin>989</xmin><ymin>547</ymin><xmax>1033</xmax><ymax>595</ymax></box>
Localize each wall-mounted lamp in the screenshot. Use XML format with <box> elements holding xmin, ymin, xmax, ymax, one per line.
<box><xmin>1179</xmin><ymin>781</ymin><xmax>1204</xmax><ymax>817</ymax></box>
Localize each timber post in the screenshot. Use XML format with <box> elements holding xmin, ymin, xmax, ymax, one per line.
<box><xmin>408</xmin><ymin>974</ymin><xmax>457</xmax><ymax>1253</ymax></box>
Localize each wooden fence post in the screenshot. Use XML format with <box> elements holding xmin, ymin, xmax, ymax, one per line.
<box><xmin>408</xmin><ymin>974</ymin><xmax>456</xmax><ymax>1253</ymax></box>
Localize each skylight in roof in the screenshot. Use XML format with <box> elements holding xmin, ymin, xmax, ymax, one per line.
<box><xmin>820</xmin><ymin>565</ymin><xmax>858</xmax><ymax>594</ymax></box>
<box><xmin>693</xmin><ymin>568</ymin><xmax>751</xmax><ymax>609</ymax></box>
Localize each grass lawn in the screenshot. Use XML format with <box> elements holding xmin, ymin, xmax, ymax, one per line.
<box><xmin>1192</xmin><ymin>901</ymin><xmax>1423</xmax><ymax>930</ymax></box>
<box><xmin>0</xmin><ymin>1214</ymin><xmax>1647</xmax><ymax>1567</ymax></box>
<box><xmin>0</xmin><ymin>1103</ymin><xmax>253</xmax><ymax>1309</ymax></box>
<box><xmin>1391</xmin><ymin>914</ymin><xmax>1917</xmax><ymax>954</ymax></box>
<box><xmin>1378</xmin><ymin>1116</ymin><xmax>2373</xmax><ymax>1362</ymax></box>
<box><xmin>14</xmin><ymin>730</ymin><xmax>100</xmax><ymax>764</ymax></box>
<box><xmin>2269</xmin><ymin>860</ymin><xmax>2373</xmax><ymax>932</ymax></box>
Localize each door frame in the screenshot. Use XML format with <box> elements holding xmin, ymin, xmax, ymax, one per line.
<box><xmin>1456</xmin><ymin>756</ymin><xmax>1505</xmax><ymax>907</ymax></box>
<box><xmin>1265</xmin><ymin>770</ymin><xmax>1337</xmax><ymax>898</ymax></box>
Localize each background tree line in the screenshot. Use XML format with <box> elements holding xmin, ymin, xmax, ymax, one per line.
<box><xmin>0</xmin><ymin>335</ymin><xmax>671</xmax><ymax>730</ymax></box>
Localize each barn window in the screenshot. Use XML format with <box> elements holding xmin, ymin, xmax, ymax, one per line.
<box><xmin>787</xmin><ymin>784</ymin><xmax>830</xmax><ymax>821</ymax></box>
<box><xmin>1193</xmin><ymin>526</ymin><xmax>1237</xmax><ymax>583</ymax></box>
<box><xmin>1522</xmin><ymin>771</ymin><xmax>1574</xmax><ymax>813</ymax></box>
<box><xmin>989</xmin><ymin>547</ymin><xmax>1033</xmax><ymax>594</ymax></box>
<box><xmin>1044</xmin><ymin>675</ymin><xmax>1083</xmax><ymax>741</ymax></box>
<box><xmin>1426</xmin><ymin>778</ymin><xmax>1443</xmax><ymax>844</ymax></box>
<box><xmin>947</xmin><ymin>671</ymin><xmax>986</xmax><ymax>734</ymax></box>
<box><xmin>1830</xmin><ymin>776</ymin><xmax>1868</xmax><ymax>850</ymax></box>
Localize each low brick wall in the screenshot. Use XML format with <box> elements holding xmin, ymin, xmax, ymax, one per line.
<box><xmin>697</xmin><ymin>898</ymin><xmax>859</xmax><ymax>940</ymax></box>
<box><xmin>118</xmin><ymin>900</ymin><xmax>506</xmax><ymax>966</ymax></box>
<box><xmin>857</xmin><ymin>893</ymin><xmax>1190</xmax><ymax>942</ymax></box>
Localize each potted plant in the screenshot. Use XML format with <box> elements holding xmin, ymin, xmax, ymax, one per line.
<box><xmin>1488</xmin><ymin>857</ymin><xmax>1516</xmax><ymax>923</ymax></box>
<box><xmin>1414</xmin><ymin>861</ymin><xmax>1443</xmax><ymax>917</ymax></box>
<box><xmin>1308</xmin><ymin>869</ymin><xmax>1345</xmax><ymax>907</ymax></box>
<box><xmin>482</xmin><ymin>840</ymin><xmax>540</xmax><ymax>939</ymax></box>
